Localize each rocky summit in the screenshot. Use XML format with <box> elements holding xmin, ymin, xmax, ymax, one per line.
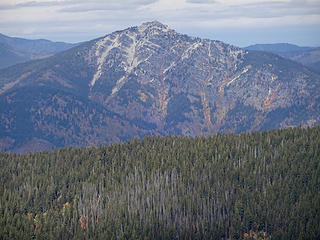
<box><xmin>1</xmin><ymin>21</ymin><xmax>320</xmax><ymax>152</ymax></box>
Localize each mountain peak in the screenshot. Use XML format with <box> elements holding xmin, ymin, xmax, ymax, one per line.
<box><xmin>1</xmin><ymin>22</ymin><xmax>320</xmax><ymax>153</ymax></box>
<box><xmin>141</xmin><ymin>21</ymin><xmax>167</xmax><ymax>28</ymax></box>
<box><xmin>138</xmin><ymin>21</ymin><xmax>169</xmax><ymax>32</ymax></box>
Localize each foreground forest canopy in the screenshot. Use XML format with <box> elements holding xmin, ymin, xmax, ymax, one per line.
<box><xmin>0</xmin><ymin>126</ymin><xmax>319</xmax><ymax>239</ymax></box>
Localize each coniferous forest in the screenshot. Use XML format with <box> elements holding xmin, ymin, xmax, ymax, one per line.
<box><xmin>0</xmin><ymin>127</ymin><xmax>319</xmax><ymax>239</ymax></box>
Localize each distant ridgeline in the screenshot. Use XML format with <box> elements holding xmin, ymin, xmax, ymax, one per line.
<box><xmin>0</xmin><ymin>126</ymin><xmax>319</xmax><ymax>239</ymax></box>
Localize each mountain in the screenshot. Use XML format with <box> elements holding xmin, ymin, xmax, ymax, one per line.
<box><xmin>245</xmin><ymin>43</ymin><xmax>320</xmax><ymax>73</ymax></box>
<box><xmin>1</xmin><ymin>21</ymin><xmax>320</xmax><ymax>153</ymax></box>
<box><xmin>244</xmin><ymin>43</ymin><xmax>315</xmax><ymax>53</ymax></box>
<box><xmin>0</xmin><ymin>33</ymin><xmax>78</xmax><ymax>69</ymax></box>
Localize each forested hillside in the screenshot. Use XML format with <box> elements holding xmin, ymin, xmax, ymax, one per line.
<box><xmin>0</xmin><ymin>127</ymin><xmax>319</xmax><ymax>239</ymax></box>
<box><xmin>244</xmin><ymin>43</ymin><xmax>320</xmax><ymax>74</ymax></box>
<box><xmin>1</xmin><ymin>22</ymin><xmax>320</xmax><ymax>153</ymax></box>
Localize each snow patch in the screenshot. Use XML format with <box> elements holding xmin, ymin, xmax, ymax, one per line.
<box><xmin>226</xmin><ymin>67</ymin><xmax>250</xmax><ymax>86</ymax></box>
<box><xmin>208</xmin><ymin>41</ymin><xmax>212</xmax><ymax>58</ymax></box>
<box><xmin>181</xmin><ymin>41</ymin><xmax>201</xmax><ymax>60</ymax></box>
<box><xmin>125</xmin><ymin>34</ymin><xmax>136</xmax><ymax>69</ymax></box>
<box><xmin>110</xmin><ymin>32</ymin><xmax>142</xmax><ymax>96</ymax></box>
<box><xmin>163</xmin><ymin>61</ymin><xmax>176</xmax><ymax>74</ymax></box>
<box><xmin>111</xmin><ymin>76</ymin><xmax>127</xmax><ymax>95</ymax></box>
<box><xmin>90</xmin><ymin>35</ymin><xmax>121</xmax><ymax>87</ymax></box>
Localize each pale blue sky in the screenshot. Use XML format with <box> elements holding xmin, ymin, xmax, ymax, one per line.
<box><xmin>0</xmin><ymin>0</ymin><xmax>319</xmax><ymax>47</ymax></box>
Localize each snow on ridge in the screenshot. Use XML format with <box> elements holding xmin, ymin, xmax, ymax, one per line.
<box><xmin>110</xmin><ymin>30</ymin><xmax>164</xmax><ymax>96</ymax></box>
<box><xmin>90</xmin><ymin>35</ymin><xmax>121</xmax><ymax>87</ymax></box>
<box><xmin>111</xmin><ymin>32</ymin><xmax>140</xmax><ymax>96</ymax></box>
<box><xmin>91</xmin><ymin>23</ymin><xmax>172</xmax><ymax>94</ymax></box>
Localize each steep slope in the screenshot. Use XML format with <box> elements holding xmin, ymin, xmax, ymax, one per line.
<box><xmin>86</xmin><ymin>22</ymin><xmax>320</xmax><ymax>134</ymax></box>
<box><xmin>0</xmin><ymin>33</ymin><xmax>78</xmax><ymax>69</ymax></box>
<box><xmin>1</xmin><ymin>21</ymin><xmax>320</xmax><ymax>152</ymax></box>
<box><xmin>245</xmin><ymin>43</ymin><xmax>320</xmax><ymax>73</ymax></box>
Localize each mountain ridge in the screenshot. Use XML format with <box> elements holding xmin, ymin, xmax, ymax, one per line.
<box><xmin>1</xmin><ymin>21</ymin><xmax>319</xmax><ymax>153</ymax></box>
<box><xmin>244</xmin><ymin>43</ymin><xmax>320</xmax><ymax>74</ymax></box>
<box><xmin>244</xmin><ymin>43</ymin><xmax>316</xmax><ymax>53</ymax></box>
<box><xmin>0</xmin><ymin>33</ymin><xmax>79</xmax><ymax>69</ymax></box>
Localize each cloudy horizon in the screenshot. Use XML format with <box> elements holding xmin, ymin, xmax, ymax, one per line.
<box><xmin>0</xmin><ymin>0</ymin><xmax>319</xmax><ymax>47</ymax></box>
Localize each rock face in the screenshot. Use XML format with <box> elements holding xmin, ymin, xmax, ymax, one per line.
<box><xmin>1</xmin><ymin>21</ymin><xmax>320</xmax><ymax>152</ymax></box>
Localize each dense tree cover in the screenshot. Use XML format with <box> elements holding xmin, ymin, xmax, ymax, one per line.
<box><xmin>0</xmin><ymin>126</ymin><xmax>319</xmax><ymax>239</ymax></box>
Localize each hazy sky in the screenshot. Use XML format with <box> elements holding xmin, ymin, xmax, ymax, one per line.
<box><xmin>0</xmin><ymin>0</ymin><xmax>319</xmax><ymax>47</ymax></box>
